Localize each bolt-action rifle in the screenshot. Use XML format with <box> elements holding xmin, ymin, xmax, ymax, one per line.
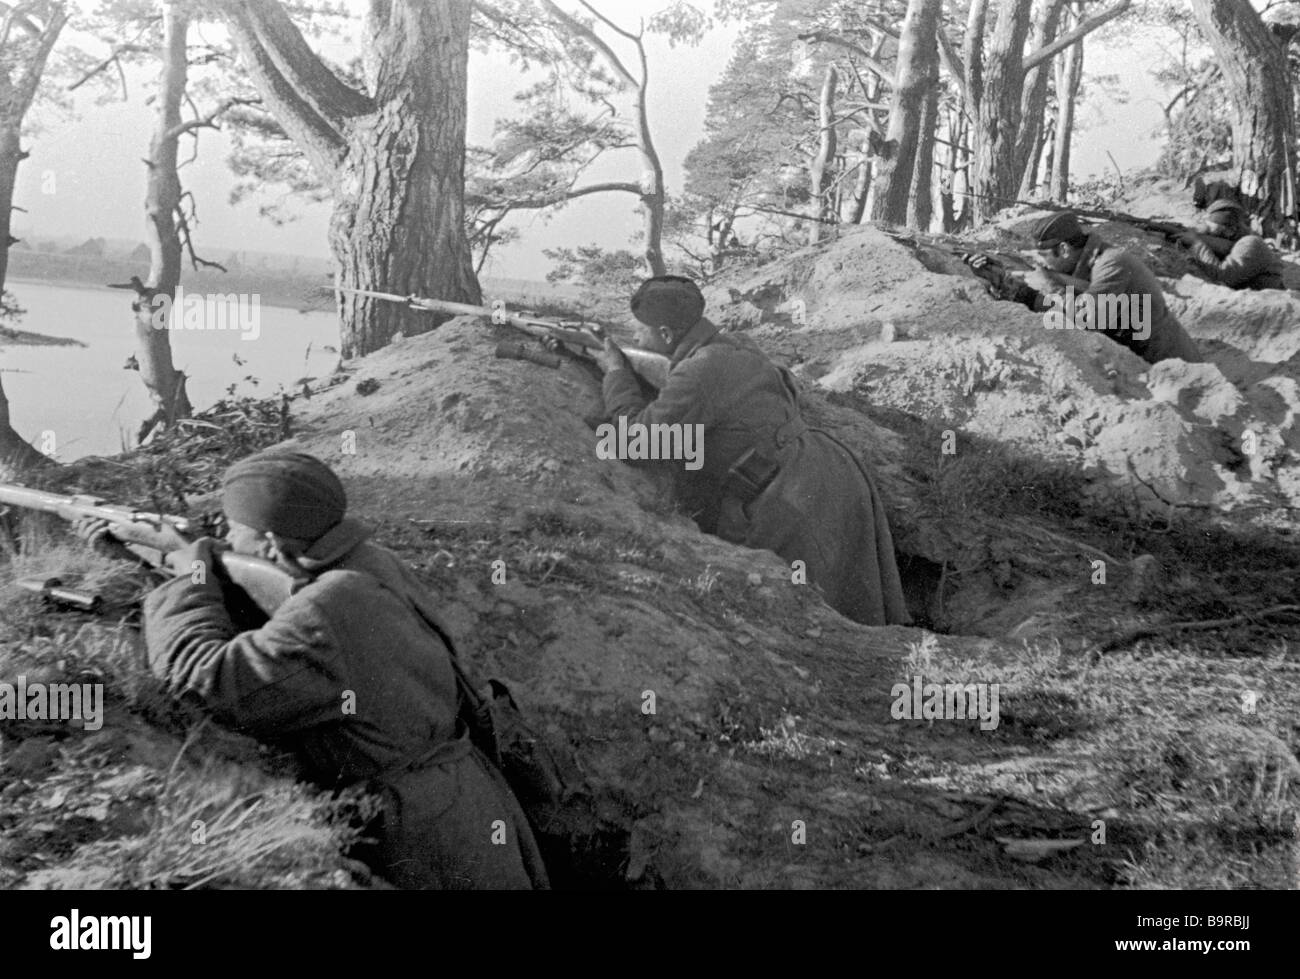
<box><xmin>949</xmin><ymin>191</ymin><xmax>1199</xmax><ymax>240</ymax></box>
<box><xmin>881</xmin><ymin>229</ymin><xmax>1034</xmax><ymax>271</ymax></box>
<box><xmin>0</xmin><ymin>484</ymin><xmax>295</xmax><ymax>615</ymax></box>
<box><xmin>338</xmin><ymin>287</ymin><xmax>671</xmax><ymax>390</ymax></box>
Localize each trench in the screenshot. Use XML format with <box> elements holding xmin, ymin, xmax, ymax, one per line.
<box><xmin>897</xmin><ymin>552</ymin><xmax>949</xmax><ymax>631</ymax></box>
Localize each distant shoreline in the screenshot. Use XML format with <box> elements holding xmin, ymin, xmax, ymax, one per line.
<box><xmin>6</xmin><ymin>247</ymin><xmax>585</xmax><ymax>330</ymax></box>
<box><xmin>6</xmin><ymin>273</ymin><xmax>327</xmax><ymax>315</ymax></box>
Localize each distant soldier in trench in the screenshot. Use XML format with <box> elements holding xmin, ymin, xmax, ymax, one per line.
<box><xmin>1175</xmin><ymin>199</ymin><xmax>1285</xmax><ymax>291</ymax></box>
<box><xmin>1191</xmin><ymin>176</ymin><xmax>1241</xmax><ymax>214</ymax></box>
<box><xmin>965</xmin><ymin>211</ymin><xmax>1204</xmax><ymax>365</ymax></box>
<box><xmin>77</xmin><ymin>450</ymin><xmax>548</xmax><ymax>890</ymax></box>
<box><xmin>561</xmin><ymin>275</ymin><xmax>910</xmax><ymax>628</ymax></box>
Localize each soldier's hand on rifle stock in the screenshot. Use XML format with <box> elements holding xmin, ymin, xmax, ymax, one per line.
<box><xmin>590</xmin><ymin>325</ymin><xmax>632</xmax><ymax>374</ymax></box>
<box><xmin>72</xmin><ymin>516</ymin><xmax>134</xmax><ymax>561</ymax></box>
<box><xmin>962</xmin><ymin>252</ymin><xmax>1014</xmax><ymax>300</ymax></box>
<box><xmin>162</xmin><ymin>536</ymin><xmax>223</xmax><ymax>579</ymax></box>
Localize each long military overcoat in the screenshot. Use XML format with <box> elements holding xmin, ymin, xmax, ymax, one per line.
<box><xmin>1187</xmin><ymin>234</ymin><xmax>1285</xmax><ymax>290</ymax></box>
<box><xmin>603</xmin><ymin>319</ymin><xmax>910</xmax><ymax>627</ymax></box>
<box><xmin>144</xmin><ymin>519</ymin><xmax>548</xmax><ymax>889</ymax></box>
<box><xmin>1073</xmin><ymin>235</ymin><xmax>1203</xmax><ymax>364</ymax></box>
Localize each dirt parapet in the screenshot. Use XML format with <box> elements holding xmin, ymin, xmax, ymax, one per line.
<box><xmin>704</xmin><ymin>224</ymin><xmax>1300</xmax><ymax>522</ymax></box>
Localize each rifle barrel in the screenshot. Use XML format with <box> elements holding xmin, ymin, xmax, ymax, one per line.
<box><xmin>336</xmin><ymin>286</ymin><xmax>670</xmax><ymax>388</ymax></box>
<box><xmin>0</xmin><ymin>484</ymin><xmax>192</xmax><ymax>551</ymax></box>
<box><xmin>337</xmin><ymin>287</ymin><xmax>605</xmax><ymax>349</ymax></box>
<box><xmin>0</xmin><ymin>482</ymin><xmax>296</xmax><ymax>616</ymax></box>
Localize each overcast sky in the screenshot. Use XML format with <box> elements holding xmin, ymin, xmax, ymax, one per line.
<box><xmin>12</xmin><ymin>2</ymin><xmax>1183</xmax><ymax>281</ymax></box>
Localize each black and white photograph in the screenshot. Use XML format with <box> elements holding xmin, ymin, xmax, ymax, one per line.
<box><xmin>0</xmin><ymin>0</ymin><xmax>1293</xmax><ymax>954</ymax></box>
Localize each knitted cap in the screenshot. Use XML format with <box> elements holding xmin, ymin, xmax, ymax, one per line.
<box><xmin>630</xmin><ymin>276</ymin><xmax>705</xmax><ymax>330</ymax></box>
<box><xmin>222</xmin><ymin>450</ymin><xmax>346</xmax><ymax>541</ymax></box>
<box><xmin>1028</xmin><ymin>211</ymin><xmax>1084</xmax><ymax>247</ymax></box>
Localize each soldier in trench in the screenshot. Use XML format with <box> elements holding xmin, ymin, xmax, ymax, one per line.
<box><xmin>566</xmin><ymin>275</ymin><xmax>910</xmax><ymax>628</ymax></box>
<box><xmin>1176</xmin><ymin>199</ymin><xmax>1285</xmax><ymax>291</ymax></box>
<box><xmin>78</xmin><ymin>450</ymin><xmax>548</xmax><ymax>890</ymax></box>
<box><xmin>966</xmin><ymin>211</ymin><xmax>1204</xmax><ymax>365</ymax></box>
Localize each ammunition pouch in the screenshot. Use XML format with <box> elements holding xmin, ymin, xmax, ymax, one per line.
<box><xmin>722</xmin><ymin>447</ymin><xmax>781</xmax><ymax>506</ymax></box>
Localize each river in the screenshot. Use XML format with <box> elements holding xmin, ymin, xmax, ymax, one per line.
<box><xmin>2</xmin><ymin>280</ymin><xmax>339</xmax><ymax>461</ymax></box>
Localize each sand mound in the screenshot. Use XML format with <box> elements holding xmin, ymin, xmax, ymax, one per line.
<box><xmin>199</xmin><ymin>307</ymin><xmax>1165</xmax><ymax>887</ymax></box>
<box><xmin>705</xmin><ymin>224</ymin><xmax>1300</xmax><ymax>520</ymax></box>
<box><xmin>16</xmin><ymin>195</ymin><xmax>1299</xmax><ymax>889</ymax></box>
<box><xmin>211</xmin><ymin>264</ymin><xmax>1290</xmax><ymax>887</ymax></box>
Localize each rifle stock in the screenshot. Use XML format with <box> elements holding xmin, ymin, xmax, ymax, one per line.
<box><xmin>0</xmin><ymin>484</ymin><xmax>294</xmax><ymax>615</ymax></box>
<box><xmin>338</xmin><ymin>287</ymin><xmax>671</xmax><ymax>390</ymax></box>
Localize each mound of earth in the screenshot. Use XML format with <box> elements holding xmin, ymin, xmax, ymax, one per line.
<box><xmin>242</xmin><ymin>289</ymin><xmax>1295</xmax><ymax>887</ymax></box>
<box><xmin>704</xmin><ymin>222</ymin><xmax>1300</xmax><ymax>523</ymax></box>
<box><xmin>7</xmin><ymin>183</ymin><xmax>1298</xmax><ymax>889</ymax></box>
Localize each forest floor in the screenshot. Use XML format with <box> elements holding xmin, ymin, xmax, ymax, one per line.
<box><xmin>2</xmin><ymin>176</ymin><xmax>1299</xmax><ymax>889</ymax></box>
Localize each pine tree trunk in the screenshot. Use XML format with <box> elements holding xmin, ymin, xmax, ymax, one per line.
<box><xmin>938</xmin><ymin>104</ymin><xmax>956</xmax><ymax>231</ymax></box>
<box><xmin>872</xmin><ymin>0</ymin><xmax>941</xmax><ymax>226</ymax></box>
<box><xmin>0</xmin><ymin>3</ymin><xmax>67</xmax><ymax>476</ymax></box>
<box><xmin>1037</xmin><ymin>116</ymin><xmax>1056</xmax><ymax>194</ymax></box>
<box><xmin>332</xmin><ymin>95</ymin><xmax>481</xmax><ymax>357</ymax></box>
<box><xmin>972</xmin><ymin>0</ymin><xmax>1032</xmax><ymax>223</ymax></box>
<box><xmin>0</xmin><ymin>375</ymin><xmax>53</xmax><ymax>475</ymax></box>
<box><xmin>1049</xmin><ymin>10</ymin><xmax>1084</xmax><ymax>201</ymax></box>
<box><xmin>1018</xmin><ymin>123</ymin><xmax>1046</xmax><ymax>199</ymax></box>
<box><xmin>961</xmin><ymin>0</ymin><xmax>991</xmax><ymax>225</ymax></box>
<box><xmin>808</xmin><ymin>65</ymin><xmax>839</xmax><ymax>244</ymax></box>
<box><xmin>1189</xmin><ymin>0</ymin><xmax>1298</xmax><ymax>235</ymax></box>
<box><xmin>334</xmin><ymin>2</ymin><xmax>479</xmax><ymax>357</ymax></box>
<box><xmin>954</xmin><ymin>110</ymin><xmax>974</xmax><ymax>230</ymax></box>
<box><xmin>136</xmin><ymin>3</ymin><xmax>193</xmax><ymax>443</ymax></box>
<box><xmin>0</xmin><ymin>128</ymin><xmax>20</xmax><ymax>303</ymax></box>
<box><xmin>639</xmin><ymin>166</ymin><xmax>667</xmax><ymax>277</ymax></box>
<box><xmin>847</xmin><ymin>138</ymin><xmax>874</xmax><ymax>225</ymax></box>
<box><xmin>1013</xmin><ymin>0</ymin><xmax>1066</xmax><ymax>199</ymax></box>
<box><xmin>632</xmin><ymin>37</ymin><xmax>667</xmax><ymax>275</ymax></box>
<box><xmin>225</xmin><ymin>0</ymin><xmax>480</xmax><ymax>358</ymax></box>
<box><xmin>848</xmin><ymin>33</ymin><xmax>889</xmax><ymax>225</ymax></box>
<box><xmin>940</xmin><ymin>102</ymin><xmax>971</xmax><ymax>231</ymax></box>
<box><xmin>908</xmin><ymin>55</ymin><xmax>940</xmax><ymax>231</ymax></box>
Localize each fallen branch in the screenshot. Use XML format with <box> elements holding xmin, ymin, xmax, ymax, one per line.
<box><xmin>1021</xmin><ymin>524</ymin><xmax>1123</xmax><ymax>567</ymax></box>
<box><xmin>860</xmin><ymin>795</ymin><xmax>1003</xmax><ymax>852</ymax></box>
<box><xmin>1090</xmin><ymin>605</ymin><xmax>1300</xmax><ymax>656</ymax></box>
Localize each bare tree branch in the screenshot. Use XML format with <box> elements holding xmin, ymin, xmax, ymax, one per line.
<box><xmin>175</xmin><ymin>191</ymin><xmax>228</xmax><ymax>273</ymax></box>
<box><xmin>797</xmin><ymin>31</ymin><xmax>893</xmax><ymax>83</ymax></box>
<box><xmin>0</xmin><ymin>1</ymin><xmax>42</xmax><ymax>45</ymax></box>
<box><xmin>67</xmin><ymin>20</ymin><xmax>157</xmax><ymax>93</ymax></box>
<box><xmin>495</xmin><ymin>179</ymin><xmax>642</xmax><ymax>210</ymax></box>
<box><xmin>1022</xmin><ymin>0</ymin><xmax>1131</xmax><ymax>71</ymax></box>
<box><xmin>577</xmin><ymin>0</ymin><xmax>639</xmax><ymax>43</ymax></box>
<box><xmin>541</xmin><ymin>0</ymin><xmax>638</xmax><ymax>88</ymax></box>
<box><xmin>165</xmin><ymin>96</ymin><xmax>260</xmax><ymax>141</ymax></box>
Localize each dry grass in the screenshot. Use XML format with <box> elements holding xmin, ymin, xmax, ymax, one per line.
<box><xmin>897</xmin><ymin>632</ymin><xmax>1300</xmax><ymax>888</ymax></box>
<box><xmin>0</xmin><ymin>437</ymin><xmax>373</xmax><ymax>889</ymax></box>
<box><xmin>62</xmin><ymin>755</ymin><xmax>377</xmax><ymax>890</ymax></box>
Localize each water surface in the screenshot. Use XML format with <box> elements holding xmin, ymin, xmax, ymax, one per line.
<box><xmin>2</xmin><ymin>280</ymin><xmax>338</xmax><ymax>461</ymax></box>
